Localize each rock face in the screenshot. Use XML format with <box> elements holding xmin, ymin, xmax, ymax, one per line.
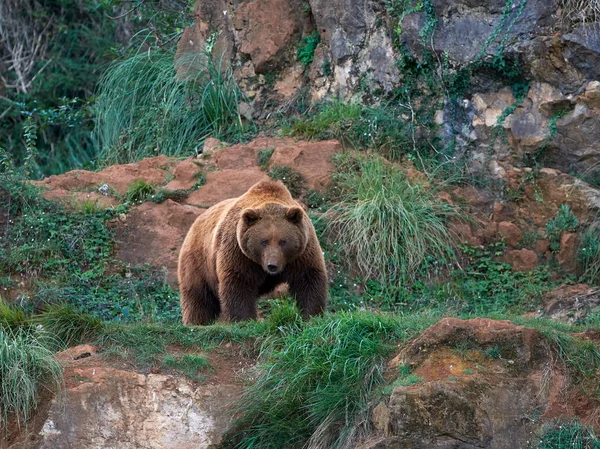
<box><xmin>9</xmin><ymin>346</ymin><xmax>243</xmax><ymax>449</ymax></box>
<box><xmin>358</xmin><ymin>318</ymin><xmax>593</xmax><ymax>449</ymax></box>
<box><xmin>177</xmin><ymin>0</ymin><xmax>600</xmax><ymax>179</ymax></box>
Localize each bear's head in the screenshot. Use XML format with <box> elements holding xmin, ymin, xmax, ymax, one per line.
<box><xmin>237</xmin><ymin>203</ymin><xmax>308</xmax><ymax>275</ymax></box>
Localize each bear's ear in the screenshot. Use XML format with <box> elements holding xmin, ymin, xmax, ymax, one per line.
<box><xmin>242</xmin><ymin>208</ymin><xmax>260</xmax><ymax>226</ymax></box>
<box><xmin>286</xmin><ymin>206</ymin><xmax>303</xmax><ymax>223</ymax></box>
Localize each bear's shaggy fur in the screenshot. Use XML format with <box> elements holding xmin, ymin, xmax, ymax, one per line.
<box><xmin>178</xmin><ymin>180</ymin><xmax>328</xmax><ymax>325</ymax></box>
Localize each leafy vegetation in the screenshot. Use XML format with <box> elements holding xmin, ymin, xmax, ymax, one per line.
<box><xmin>126</xmin><ymin>179</ymin><xmax>156</xmax><ymax>203</ymax></box>
<box><xmin>95</xmin><ymin>50</ymin><xmax>249</xmax><ymax>165</ymax></box>
<box><xmin>297</xmin><ymin>31</ymin><xmax>321</xmax><ymax>68</ymax></box>
<box><xmin>546</xmin><ymin>205</ymin><xmax>580</xmax><ymax>252</ymax></box>
<box><xmin>578</xmin><ymin>225</ymin><xmax>600</xmax><ymax>283</ymax></box>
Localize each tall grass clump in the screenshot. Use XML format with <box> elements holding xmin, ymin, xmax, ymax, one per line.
<box><xmin>95</xmin><ymin>49</ymin><xmax>248</xmax><ymax>165</ymax></box>
<box><xmin>223</xmin><ymin>312</ymin><xmax>432</xmax><ymax>449</ymax></box>
<box><xmin>578</xmin><ymin>225</ymin><xmax>600</xmax><ymax>284</ymax></box>
<box><xmin>35</xmin><ymin>304</ymin><xmax>103</xmax><ymax>350</ymax></box>
<box><xmin>0</xmin><ymin>328</ymin><xmax>63</xmax><ymax>432</ymax></box>
<box><xmin>326</xmin><ymin>154</ymin><xmax>457</xmax><ymax>286</ymax></box>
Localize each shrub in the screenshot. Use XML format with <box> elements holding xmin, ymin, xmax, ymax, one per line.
<box><xmin>269</xmin><ymin>165</ymin><xmax>306</xmax><ymax>197</ymax></box>
<box><xmin>0</xmin><ymin>328</ymin><xmax>63</xmax><ymax>432</ymax></box>
<box><xmin>95</xmin><ymin>49</ymin><xmax>249</xmax><ymax>165</ymax></box>
<box><xmin>326</xmin><ymin>154</ymin><xmax>457</xmax><ymax>286</ymax></box>
<box><xmin>257</xmin><ymin>147</ymin><xmax>275</xmax><ymax>170</ymax></box>
<box><xmin>297</xmin><ymin>31</ymin><xmax>320</xmax><ymax>67</ymax></box>
<box><xmin>578</xmin><ymin>225</ymin><xmax>600</xmax><ymax>284</ymax></box>
<box><xmin>546</xmin><ymin>205</ymin><xmax>579</xmax><ymax>252</ymax></box>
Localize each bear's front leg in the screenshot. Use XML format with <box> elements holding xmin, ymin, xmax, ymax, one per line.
<box><xmin>287</xmin><ymin>266</ymin><xmax>327</xmax><ymax>318</ymax></box>
<box><xmin>218</xmin><ymin>273</ymin><xmax>260</xmax><ymax>322</ymax></box>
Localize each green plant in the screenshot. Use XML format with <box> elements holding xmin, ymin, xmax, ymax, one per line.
<box><xmin>546</xmin><ymin>205</ymin><xmax>579</xmax><ymax>252</ymax></box>
<box><xmin>297</xmin><ymin>31</ymin><xmax>320</xmax><ymax>68</ymax></box>
<box><xmin>162</xmin><ymin>353</ymin><xmax>212</xmax><ymax>381</ymax></box>
<box><xmin>536</xmin><ymin>420</ymin><xmax>599</xmax><ymax>449</ymax></box>
<box><xmin>0</xmin><ymin>328</ymin><xmax>63</xmax><ymax>432</ymax></box>
<box><xmin>95</xmin><ymin>49</ymin><xmax>250</xmax><ymax>165</ymax></box>
<box><xmin>269</xmin><ymin>165</ymin><xmax>306</xmax><ymax>197</ymax></box>
<box><xmin>34</xmin><ymin>304</ymin><xmax>103</xmax><ymax>350</ymax></box>
<box><xmin>326</xmin><ymin>154</ymin><xmax>457</xmax><ymax>286</ymax></box>
<box><xmin>0</xmin><ymin>301</ymin><xmax>29</xmax><ymax>331</ymax></box>
<box><xmin>578</xmin><ymin>225</ymin><xmax>600</xmax><ymax>284</ymax></box>
<box><xmin>257</xmin><ymin>148</ymin><xmax>275</xmax><ymax>170</ymax></box>
<box><xmin>222</xmin><ymin>312</ymin><xmax>432</xmax><ymax>449</ymax></box>
<box><xmin>126</xmin><ymin>179</ymin><xmax>156</xmax><ymax>203</ymax></box>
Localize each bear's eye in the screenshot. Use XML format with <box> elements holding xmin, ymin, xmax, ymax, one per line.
<box><xmin>279</xmin><ymin>240</ymin><xmax>287</xmax><ymax>247</ymax></box>
<box><xmin>261</xmin><ymin>240</ymin><xmax>268</xmax><ymax>247</ymax></box>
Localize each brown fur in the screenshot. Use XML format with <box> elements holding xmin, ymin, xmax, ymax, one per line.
<box><xmin>178</xmin><ymin>180</ymin><xmax>328</xmax><ymax>325</ymax></box>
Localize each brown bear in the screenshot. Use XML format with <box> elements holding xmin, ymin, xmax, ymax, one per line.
<box><xmin>178</xmin><ymin>180</ymin><xmax>328</xmax><ymax>325</ymax></box>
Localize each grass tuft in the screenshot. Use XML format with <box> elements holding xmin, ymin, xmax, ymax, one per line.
<box><xmin>34</xmin><ymin>304</ymin><xmax>103</xmax><ymax>350</ymax></box>
<box><xmin>126</xmin><ymin>179</ymin><xmax>156</xmax><ymax>203</ymax></box>
<box><xmin>536</xmin><ymin>420</ymin><xmax>599</xmax><ymax>449</ymax></box>
<box><xmin>0</xmin><ymin>328</ymin><xmax>63</xmax><ymax>432</ymax></box>
<box><xmin>326</xmin><ymin>154</ymin><xmax>457</xmax><ymax>286</ymax></box>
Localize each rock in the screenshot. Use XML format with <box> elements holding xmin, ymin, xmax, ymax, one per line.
<box><xmin>502</xmin><ymin>248</ymin><xmax>538</xmax><ymax>272</ymax></box>
<box><xmin>235</xmin><ymin>0</ymin><xmax>304</xmax><ymax>73</ymax></box>
<box><xmin>31</xmin><ymin>156</ymin><xmax>174</xmax><ymax>196</ymax></box>
<box><xmin>186</xmin><ymin>168</ymin><xmax>271</xmax><ymax>207</ymax></box>
<box><xmin>541</xmin><ymin>284</ymin><xmax>600</xmax><ymax>324</ymax></box>
<box><xmin>37</xmin><ymin>367</ymin><xmax>241</xmax><ymax>449</ymax></box>
<box><xmin>580</xmin><ymin>80</ymin><xmax>600</xmax><ymax>110</ymax></box>
<box><xmin>370</xmin><ymin>318</ymin><xmax>566</xmax><ymax>449</ymax></box>
<box><xmin>202</xmin><ymin>138</ymin><xmax>227</xmax><ymax>156</ymax></box>
<box><xmin>448</xmin><ymin>222</ymin><xmax>482</xmax><ymax>246</ymax></box>
<box><xmin>113</xmin><ymin>200</ymin><xmax>204</xmax><ymax>286</ymax></box>
<box><xmin>497</xmin><ymin>221</ymin><xmax>523</xmax><ymax>248</ymax></box>
<box><xmin>164</xmin><ymin>159</ymin><xmax>203</xmax><ymax>191</ymax></box>
<box><xmin>268</xmin><ymin>140</ymin><xmax>341</xmax><ymax>190</ymax></box>
<box><xmin>557</xmin><ymin>232</ymin><xmax>579</xmax><ymax>274</ymax></box>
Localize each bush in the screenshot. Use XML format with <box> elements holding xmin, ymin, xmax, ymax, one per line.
<box><xmin>0</xmin><ymin>328</ymin><xmax>63</xmax><ymax>432</ymax></box>
<box><xmin>326</xmin><ymin>154</ymin><xmax>457</xmax><ymax>286</ymax></box>
<box><xmin>269</xmin><ymin>165</ymin><xmax>305</xmax><ymax>197</ymax></box>
<box><xmin>546</xmin><ymin>205</ymin><xmax>579</xmax><ymax>252</ymax></box>
<box><xmin>95</xmin><ymin>50</ymin><xmax>249</xmax><ymax>165</ymax></box>
<box><xmin>578</xmin><ymin>225</ymin><xmax>600</xmax><ymax>284</ymax></box>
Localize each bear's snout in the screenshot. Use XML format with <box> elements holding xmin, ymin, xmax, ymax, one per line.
<box><xmin>267</xmin><ymin>263</ymin><xmax>278</xmax><ymax>274</ymax></box>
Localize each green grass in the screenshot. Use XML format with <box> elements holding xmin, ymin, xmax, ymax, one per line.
<box><xmin>126</xmin><ymin>179</ymin><xmax>156</xmax><ymax>203</ymax></box>
<box><xmin>578</xmin><ymin>225</ymin><xmax>600</xmax><ymax>284</ymax></box>
<box><xmin>325</xmin><ymin>154</ymin><xmax>457</xmax><ymax>287</ymax></box>
<box><xmin>223</xmin><ymin>311</ymin><xmax>435</xmax><ymax>449</ymax></box>
<box><xmin>162</xmin><ymin>353</ymin><xmax>212</xmax><ymax>381</ymax></box>
<box><xmin>546</xmin><ymin>205</ymin><xmax>579</xmax><ymax>252</ymax></box>
<box><xmin>536</xmin><ymin>420</ymin><xmax>599</xmax><ymax>449</ymax></box>
<box><xmin>95</xmin><ymin>49</ymin><xmax>249</xmax><ymax>165</ymax></box>
<box><xmin>0</xmin><ymin>328</ymin><xmax>63</xmax><ymax>432</ymax></box>
<box><xmin>0</xmin><ymin>301</ymin><xmax>29</xmax><ymax>332</ymax></box>
<box><xmin>34</xmin><ymin>304</ymin><xmax>103</xmax><ymax>350</ymax></box>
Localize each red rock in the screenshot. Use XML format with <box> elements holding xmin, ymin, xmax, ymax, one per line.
<box><xmin>449</xmin><ymin>222</ymin><xmax>482</xmax><ymax>246</ymax></box>
<box><xmin>235</xmin><ymin>0</ymin><xmax>303</xmax><ymax>72</ymax></box>
<box><xmin>497</xmin><ymin>221</ymin><xmax>523</xmax><ymax>248</ymax></box>
<box><xmin>164</xmin><ymin>159</ymin><xmax>203</xmax><ymax>191</ymax></box>
<box><xmin>534</xmin><ymin>239</ymin><xmax>550</xmax><ymax>254</ymax></box>
<box><xmin>185</xmin><ymin>168</ymin><xmax>270</xmax><ymax>207</ymax></box>
<box><xmin>113</xmin><ymin>200</ymin><xmax>204</xmax><ymax>286</ymax></box>
<box><xmin>502</xmin><ymin>249</ymin><xmax>538</xmax><ymax>272</ymax></box>
<box><xmin>557</xmin><ymin>232</ymin><xmax>579</xmax><ymax>274</ymax></box>
<box><xmin>268</xmin><ymin>140</ymin><xmax>341</xmax><ymax>190</ymax></box>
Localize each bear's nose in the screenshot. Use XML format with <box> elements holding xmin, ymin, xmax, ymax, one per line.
<box><xmin>267</xmin><ymin>263</ymin><xmax>278</xmax><ymax>273</ymax></box>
